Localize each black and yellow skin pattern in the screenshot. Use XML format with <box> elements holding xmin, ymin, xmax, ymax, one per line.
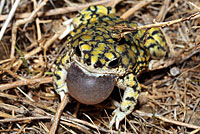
<box><xmin>53</xmin><ymin>5</ymin><xmax>167</xmax><ymax>128</ymax></box>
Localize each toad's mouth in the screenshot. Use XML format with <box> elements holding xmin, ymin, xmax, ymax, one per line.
<box><xmin>66</xmin><ymin>61</ymin><xmax>118</xmax><ymax>105</ymax></box>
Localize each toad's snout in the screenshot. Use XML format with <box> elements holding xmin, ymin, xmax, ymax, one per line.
<box><xmin>66</xmin><ymin>62</ymin><xmax>117</xmax><ymax>105</ymax></box>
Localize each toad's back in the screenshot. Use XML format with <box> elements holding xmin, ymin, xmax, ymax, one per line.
<box><xmin>66</xmin><ymin>5</ymin><xmax>167</xmax><ymax>73</ymax></box>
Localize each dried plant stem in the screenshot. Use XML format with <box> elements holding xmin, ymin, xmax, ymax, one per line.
<box><xmin>0</xmin><ymin>0</ymin><xmax>5</xmax><ymax>14</ymax></box>
<box><xmin>0</xmin><ymin>0</ymin><xmax>118</xmax><ymax>22</ymax></box>
<box><xmin>156</xmin><ymin>0</ymin><xmax>170</xmax><ymax>22</ymax></box>
<box><xmin>114</xmin><ymin>12</ymin><xmax>200</xmax><ymax>35</ymax></box>
<box><xmin>188</xmin><ymin>1</ymin><xmax>200</xmax><ymax>10</ymax></box>
<box><xmin>11</xmin><ymin>0</ymin><xmax>49</xmax><ymax>59</ymax></box>
<box><xmin>121</xmin><ymin>0</ymin><xmax>153</xmax><ymax>19</ymax></box>
<box><xmin>157</xmin><ymin>116</ymin><xmax>200</xmax><ymax>130</ymax></box>
<box><xmin>0</xmin><ymin>77</ymin><xmax>52</xmax><ymax>91</ymax></box>
<box><xmin>49</xmin><ymin>94</ymin><xmax>69</xmax><ymax>134</ymax></box>
<box><xmin>137</xmin><ymin>110</ymin><xmax>200</xmax><ymax>129</ymax></box>
<box><xmin>0</xmin><ymin>0</ymin><xmax>20</xmax><ymax>40</ymax></box>
<box><xmin>0</xmin><ymin>66</ymin><xmax>25</xmax><ymax>80</ymax></box>
<box><xmin>0</xmin><ymin>116</ymin><xmax>51</xmax><ymax>123</ymax></box>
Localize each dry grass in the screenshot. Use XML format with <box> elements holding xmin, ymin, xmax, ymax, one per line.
<box><xmin>0</xmin><ymin>0</ymin><xmax>200</xmax><ymax>133</ymax></box>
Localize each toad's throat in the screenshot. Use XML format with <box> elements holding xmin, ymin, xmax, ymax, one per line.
<box><xmin>66</xmin><ymin>61</ymin><xmax>117</xmax><ymax>105</ymax></box>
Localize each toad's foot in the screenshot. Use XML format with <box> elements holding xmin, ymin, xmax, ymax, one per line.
<box><xmin>109</xmin><ymin>107</ymin><xmax>129</xmax><ymax>129</ymax></box>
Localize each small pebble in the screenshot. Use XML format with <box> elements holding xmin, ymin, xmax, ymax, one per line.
<box><xmin>170</xmin><ymin>66</ymin><xmax>180</xmax><ymax>76</ymax></box>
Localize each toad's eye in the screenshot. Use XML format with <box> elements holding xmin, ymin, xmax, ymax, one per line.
<box><xmin>108</xmin><ymin>57</ymin><xmax>120</xmax><ymax>68</ymax></box>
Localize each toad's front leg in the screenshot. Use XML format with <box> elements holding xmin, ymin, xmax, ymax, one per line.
<box><xmin>109</xmin><ymin>73</ymin><xmax>141</xmax><ymax>129</ymax></box>
<box><xmin>53</xmin><ymin>55</ymin><xmax>71</xmax><ymax>100</ymax></box>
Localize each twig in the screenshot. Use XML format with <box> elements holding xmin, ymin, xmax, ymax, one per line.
<box><xmin>114</xmin><ymin>12</ymin><xmax>200</xmax><ymax>35</ymax></box>
<box><xmin>0</xmin><ymin>102</ymin><xmax>25</xmax><ymax>114</ymax></box>
<box><xmin>83</xmin><ymin>113</ymin><xmax>101</xmax><ymax>134</ymax></box>
<box><xmin>0</xmin><ymin>0</ymin><xmax>5</xmax><ymax>14</ymax></box>
<box><xmin>121</xmin><ymin>0</ymin><xmax>153</xmax><ymax>19</ymax></box>
<box><xmin>0</xmin><ymin>66</ymin><xmax>25</xmax><ymax>80</ymax></box>
<box><xmin>10</xmin><ymin>23</ymin><xmax>67</xmax><ymax>72</ymax></box>
<box><xmin>190</xmin><ymin>128</ymin><xmax>200</xmax><ymax>134</ymax></box>
<box><xmin>49</xmin><ymin>94</ymin><xmax>69</xmax><ymax>134</ymax></box>
<box><xmin>0</xmin><ymin>92</ymin><xmax>17</xmax><ymax>100</ymax></box>
<box><xmin>0</xmin><ymin>77</ymin><xmax>52</xmax><ymax>91</ymax></box>
<box><xmin>11</xmin><ymin>0</ymin><xmax>49</xmax><ymax>59</ymax></box>
<box><xmin>157</xmin><ymin>115</ymin><xmax>200</xmax><ymax>130</ymax></box>
<box><xmin>156</xmin><ymin>0</ymin><xmax>170</xmax><ymax>22</ymax></box>
<box><xmin>0</xmin><ymin>0</ymin><xmax>20</xmax><ymax>40</ymax></box>
<box><xmin>16</xmin><ymin>87</ymin><xmax>35</xmax><ymax>102</ymax></box>
<box><xmin>186</xmin><ymin>98</ymin><xmax>200</xmax><ymax>123</ymax></box>
<box><xmin>0</xmin><ymin>0</ymin><xmax>118</xmax><ymax>21</ymax></box>
<box><xmin>60</xmin><ymin>117</ymin><xmax>127</xmax><ymax>134</ymax></box>
<box><xmin>136</xmin><ymin>110</ymin><xmax>200</xmax><ymax>129</ymax></box>
<box><xmin>188</xmin><ymin>1</ymin><xmax>200</xmax><ymax>10</ymax></box>
<box><xmin>0</xmin><ymin>58</ymin><xmax>11</xmax><ymax>65</ymax></box>
<box><xmin>0</xmin><ymin>116</ymin><xmax>51</xmax><ymax>123</ymax></box>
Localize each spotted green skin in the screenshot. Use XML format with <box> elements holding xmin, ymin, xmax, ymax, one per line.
<box><xmin>54</xmin><ymin>5</ymin><xmax>167</xmax><ymax>128</ymax></box>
